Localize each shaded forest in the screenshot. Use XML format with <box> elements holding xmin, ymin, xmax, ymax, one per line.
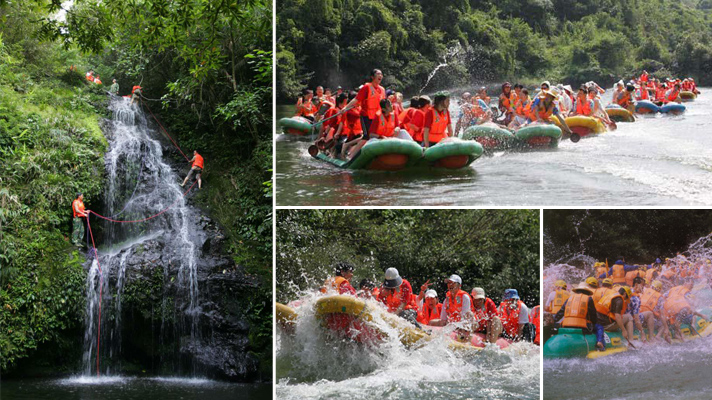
<box><xmin>544</xmin><ymin>209</ymin><xmax>712</xmax><ymax>265</ymax></box>
<box><xmin>277</xmin><ymin>0</ymin><xmax>712</xmax><ymax>100</ymax></box>
<box><xmin>276</xmin><ymin>209</ymin><xmax>540</xmax><ymax>306</ymax></box>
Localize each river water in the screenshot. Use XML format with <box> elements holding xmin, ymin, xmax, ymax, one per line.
<box><xmin>275</xmin><ymin>90</ymin><xmax>712</xmax><ymax>206</ymax></box>
<box><xmin>276</xmin><ymin>295</ymin><xmax>540</xmax><ymax>400</ymax></box>
<box><xmin>0</xmin><ymin>377</ymin><xmax>271</xmax><ymax>400</ymax></box>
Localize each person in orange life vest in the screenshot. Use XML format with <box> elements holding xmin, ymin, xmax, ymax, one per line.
<box><xmin>663</xmin><ymin>83</ymin><xmax>682</xmax><ymax>104</ymax></box>
<box><xmin>553</xmin><ymin>282</ymin><xmax>598</xmax><ymax>337</ymax></box>
<box><xmin>663</xmin><ymin>278</ymin><xmax>708</xmax><ymax>340</ymax></box>
<box><xmin>498</xmin><ymin>289</ymin><xmax>531</xmax><ymax>341</ymax></box>
<box><xmin>635</xmin><ymin>81</ymin><xmax>649</xmax><ymax>101</ymax></box>
<box><xmin>416</xmin><ymin>289</ymin><xmax>443</xmax><ymax>326</ymax></box>
<box><xmin>86</xmin><ymin>69</ymin><xmax>94</xmax><ymax>82</ymax></box>
<box><xmin>594</xmin><ymin>261</ymin><xmax>609</xmax><ymax>280</ymax></box>
<box><xmin>325</xmin><ymin>87</ymin><xmax>335</xmax><ymax>105</ymax></box>
<box><xmin>638</xmin><ymin>280</ymin><xmax>671</xmax><ymax>343</ymax></box>
<box><xmin>530</xmin><ymin>305</ymin><xmax>541</xmax><ymax>345</ymax></box>
<box><xmin>314</xmin><ymin>86</ymin><xmax>326</xmax><ymax>107</ymax></box>
<box><xmin>344</xmin><ymin>69</ymin><xmax>386</xmax><ymax>136</ymax></box>
<box><xmin>611</xmin><ymin>81</ymin><xmax>625</xmax><ymax>105</ymax></box>
<box><xmin>530</xmin><ymin>88</ymin><xmax>573</xmax><ymax>136</ymax></box>
<box><xmin>399</xmin><ymin>96</ymin><xmax>420</xmax><ymax>129</ymax></box>
<box><xmin>321</xmin><ymin>262</ymin><xmax>357</xmax><ymax>295</ymax></box>
<box><xmin>377</xmin><ymin>268</ymin><xmax>418</xmax><ymax>324</ymax></box>
<box><xmin>295</xmin><ymin>89</ymin><xmax>317</xmax><ymax>120</ymax></box>
<box><xmin>609</xmin><ymin>260</ymin><xmax>637</xmax><ymax>285</ymax></box>
<box><xmin>573</xmin><ymin>85</ymin><xmax>594</xmax><ymax>116</ymax></box>
<box><xmin>181</xmin><ymin>150</ymin><xmax>204</xmax><ymax>189</ymax></box>
<box><xmin>93</xmin><ymin>76</ymin><xmax>102</xmax><ymax>85</ymax></box>
<box><xmin>471</xmin><ymin>287</ymin><xmax>503</xmax><ymax>343</ymax></box>
<box><xmin>640</xmin><ymin>70</ymin><xmax>649</xmax><ymax>83</ymax></box>
<box><xmin>508</xmin><ymin>88</ymin><xmax>534</xmax><ymax>130</ymax></box>
<box><xmin>615</xmin><ymin>84</ymin><xmax>636</xmax><ymax>114</ymax></box>
<box><xmin>337</xmin><ymin>91</ymin><xmax>365</xmax><ymax>159</ymax></box>
<box><xmin>71</xmin><ymin>193</ymin><xmax>90</xmax><ymax>247</ymax></box>
<box><xmin>654</xmin><ymin>83</ymin><xmax>667</xmax><ymax>103</ymax></box>
<box><xmin>428</xmin><ymin>274</ymin><xmax>474</xmax><ymax>329</ymax></box>
<box><xmin>345</xmin><ymin>98</ymin><xmax>402</xmax><ymax>159</ymax></box>
<box><xmin>588</xmin><ymin>87</ymin><xmax>616</xmax><ymax>124</ymax></box>
<box><xmin>406</xmin><ymin>96</ymin><xmax>431</xmax><ymax>142</ymax></box>
<box><xmin>595</xmin><ymin>285</ymin><xmax>636</xmax><ymax>350</ymax></box>
<box><xmin>422</xmin><ymin>92</ymin><xmax>453</xmax><ymax>148</ymax></box>
<box><xmin>498</xmin><ymin>82</ymin><xmax>516</xmax><ymax>125</ymax></box>
<box><xmin>623</xmin><ymin>277</ymin><xmax>649</xmax><ymax>344</ymax></box>
<box><xmin>545</xmin><ymin>280</ymin><xmax>569</xmax><ymax>314</ymax></box>
<box><xmin>131</xmin><ymin>85</ymin><xmax>143</xmax><ymax>105</ymax></box>
<box><xmin>593</xmin><ymin>278</ymin><xmax>612</xmax><ymax>303</ymax></box>
<box><xmin>321</xmin><ymin>94</ymin><xmax>349</xmax><ymax>157</ymax></box>
<box><xmin>476</xmin><ymin>87</ymin><xmax>491</xmax><ymax>104</ymax></box>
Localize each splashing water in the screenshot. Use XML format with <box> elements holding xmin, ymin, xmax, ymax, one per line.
<box><xmin>419</xmin><ymin>45</ymin><xmax>462</xmax><ymax>94</ymax></box>
<box><xmin>277</xmin><ymin>293</ymin><xmax>540</xmax><ymax>399</ymax></box>
<box><xmin>82</xmin><ymin>97</ymin><xmax>200</xmax><ymax>376</ymax></box>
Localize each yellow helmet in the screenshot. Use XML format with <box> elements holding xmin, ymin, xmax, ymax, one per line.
<box><xmin>585</xmin><ymin>277</ymin><xmax>599</xmax><ymax>288</ymax></box>
<box><xmin>652</xmin><ymin>280</ymin><xmax>663</xmax><ymax>291</ymax></box>
<box><xmin>594</xmin><ymin>262</ymin><xmax>604</xmax><ymax>268</ymax></box>
<box><xmin>621</xmin><ymin>286</ymin><xmax>632</xmax><ymax>298</ymax></box>
<box><xmin>602</xmin><ymin>278</ymin><xmax>613</xmax><ymax>286</ymax></box>
<box><xmin>554</xmin><ymin>279</ymin><xmax>567</xmax><ymax>289</ymax></box>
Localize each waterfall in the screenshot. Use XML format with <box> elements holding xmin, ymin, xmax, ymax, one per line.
<box><xmin>81</xmin><ymin>97</ymin><xmax>200</xmax><ymax>376</ymax></box>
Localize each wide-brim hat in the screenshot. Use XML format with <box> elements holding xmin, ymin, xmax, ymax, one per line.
<box><xmin>572</xmin><ymin>283</ymin><xmax>593</xmax><ymax>295</ymax></box>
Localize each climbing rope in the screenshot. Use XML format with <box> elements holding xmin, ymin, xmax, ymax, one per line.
<box><xmin>140</xmin><ymin>101</ymin><xmax>190</xmax><ymax>162</ymax></box>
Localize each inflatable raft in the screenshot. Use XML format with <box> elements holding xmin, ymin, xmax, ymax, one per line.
<box><xmin>514</xmin><ymin>124</ymin><xmax>562</xmax><ymax>149</ymax></box>
<box><xmin>312</xmin><ymin>295</ymin><xmax>510</xmax><ymax>352</ymax></box>
<box><xmin>679</xmin><ymin>91</ymin><xmax>697</xmax><ymax>102</ymax></box>
<box><xmin>635</xmin><ymin>100</ymin><xmax>660</xmax><ymax>114</ymax></box>
<box><xmin>555</xmin><ymin>116</ymin><xmax>606</xmax><ymax>142</ymax></box>
<box><xmin>660</xmin><ymin>103</ymin><xmax>686</xmax><ymax>115</ymax></box>
<box><xmin>279</xmin><ymin>116</ymin><xmax>317</xmax><ymax>136</ymax></box>
<box><xmin>461</xmin><ymin>123</ymin><xmax>516</xmax><ymax>152</ymax></box>
<box><xmin>315</xmin><ymin>138</ymin><xmax>423</xmax><ymax>171</ymax></box>
<box><xmin>605</xmin><ymin>105</ymin><xmax>635</xmax><ymax>122</ymax></box>
<box><xmin>420</xmin><ymin>138</ymin><xmax>483</xmax><ymax>169</ymax></box>
<box><xmin>544</xmin><ymin>307</ymin><xmax>712</xmax><ymax>359</ymax></box>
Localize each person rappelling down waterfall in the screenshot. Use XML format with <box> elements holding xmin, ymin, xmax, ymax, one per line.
<box><xmin>71</xmin><ymin>193</ymin><xmax>90</xmax><ymax>247</ymax></box>
<box><xmin>131</xmin><ymin>85</ymin><xmax>143</xmax><ymax>105</ymax></box>
<box><xmin>181</xmin><ymin>150</ymin><xmax>204</xmax><ymax>189</ymax></box>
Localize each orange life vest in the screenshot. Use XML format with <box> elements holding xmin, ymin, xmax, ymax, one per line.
<box><xmin>192</xmin><ymin>153</ymin><xmax>204</xmax><ymax>169</ymax></box>
<box><xmin>417</xmin><ymin>303</ymin><xmax>442</xmax><ymax>325</ymax></box>
<box><xmin>320</xmin><ymin>276</ymin><xmax>347</xmax><ymax>293</ymax></box>
<box><xmin>663</xmin><ymin>286</ymin><xmax>691</xmax><ymax>316</ymax></box>
<box><xmin>645</xmin><ymin>268</ymin><xmax>657</xmax><ymax>283</ymax></box>
<box><xmin>72</xmin><ymin>199</ymin><xmax>85</xmax><ymax>218</ymax></box>
<box><xmin>592</xmin><ymin>287</ymin><xmax>610</xmax><ymax>303</ymax></box>
<box><xmin>537</xmin><ymin>100</ymin><xmax>555</xmax><ymax>120</ymax></box>
<box><xmin>596</xmin><ymin>266</ymin><xmax>609</xmax><ymax>279</ymax></box>
<box><xmin>361</xmin><ymin>82</ymin><xmax>385</xmax><ymax>119</ymax></box>
<box><xmin>595</xmin><ymin>290</ymin><xmax>626</xmax><ymax>319</ymax></box>
<box><xmin>611</xmin><ymin>264</ymin><xmax>626</xmax><ymax>284</ymax></box>
<box><xmin>665</xmin><ymin>89</ymin><xmax>679</xmax><ymax>103</ymax></box>
<box><xmin>444</xmin><ymin>289</ymin><xmax>470</xmax><ymax>323</ymax></box>
<box><xmin>515</xmin><ymin>99</ymin><xmax>531</xmax><ymax>117</ymax></box>
<box><xmin>530</xmin><ymin>305</ymin><xmax>540</xmax><ymax>345</ymax></box>
<box><xmin>547</xmin><ymin>289</ymin><xmax>570</xmax><ymax>314</ymax></box>
<box><xmin>616</xmin><ymin>91</ymin><xmax>632</xmax><ymax>108</ymax></box>
<box><xmin>132</xmin><ymin>85</ymin><xmax>142</xmax><ymax>94</ymax></box>
<box><xmin>661</xmin><ymin>269</ymin><xmax>675</xmax><ymax>280</ymax></box>
<box><xmin>374</xmin><ymin>112</ymin><xmax>397</xmax><ymax>137</ymax></box>
<box><xmin>426</xmin><ymin>108</ymin><xmax>449</xmax><ymax>144</ymax></box>
<box><xmin>382</xmin><ymin>282</ymin><xmax>416</xmax><ymax>313</ymax></box>
<box><xmin>499</xmin><ymin>300</ymin><xmax>524</xmax><ymax>337</ymax></box>
<box><xmin>639</xmin><ymin>287</ymin><xmax>662</xmax><ymax>314</ymax></box>
<box><xmin>561</xmin><ymin>293</ymin><xmax>591</xmax><ymax>329</ymax></box>
<box><xmin>297</xmin><ymin>101</ymin><xmax>317</xmax><ymax>117</ymax></box>
<box><xmin>499</xmin><ymin>91</ymin><xmax>515</xmax><ymax>110</ymax></box>
<box><xmin>575</xmin><ymin>98</ymin><xmax>592</xmax><ymax>116</ymax></box>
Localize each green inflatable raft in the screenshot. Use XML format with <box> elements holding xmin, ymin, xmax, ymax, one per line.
<box><xmin>420</xmin><ymin>138</ymin><xmax>483</xmax><ymax>169</ymax></box>
<box><xmin>514</xmin><ymin>124</ymin><xmax>562</xmax><ymax>149</ymax></box>
<box><xmin>279</xmin><ymin>116</ymin><xmax>319</xmax><ymax>136</ymax></box>
<box><xmin>315</xmin><ymin>138</ymin><xmax>423</xmax><ymax>170</ymax></box>
<box><xmin>544</xmin><ymin>307</ymin><xmax>712</xmax><ymax>359</ymax></box>
<box><xmin>461</xmin><ymin>123</ymin><xmax>516</xmax><ymax>152</ymax></box>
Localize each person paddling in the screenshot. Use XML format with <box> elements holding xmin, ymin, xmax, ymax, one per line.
<box><xmin>71</xmin><ymin>193</ymin><xmax>90</xmax><ymax>247</ymax></box>
<box><xmin>181</xmin><ymin>150</ymin><xmax>204</xmax><ymax>189</ymax></box>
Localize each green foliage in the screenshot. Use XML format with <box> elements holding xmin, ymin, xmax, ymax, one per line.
<box><xmin>544</xmin><ymin>210</ymin><xmax>712</xmax><ymax>264</ymax></box>
<box><xmin>277</xmin><ymin>210</ymin><xmax>540</xmax><ymax>306</ymax></box>
<box><xmin>277</xmin><ymin>0</ymin><xmax>712</xmax><ymax>99</ymax></box>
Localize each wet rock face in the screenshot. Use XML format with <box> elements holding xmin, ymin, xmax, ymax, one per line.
<box><xmin>99</xmin><ymin>213</ymin><xmax>261</xmax><ymax>381</ymax></box>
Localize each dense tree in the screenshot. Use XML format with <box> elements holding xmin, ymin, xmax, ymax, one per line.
<box><xmin>276</xmin><ymin>209</ymin><xmax>540</xmax><ymax>307</ymax></box>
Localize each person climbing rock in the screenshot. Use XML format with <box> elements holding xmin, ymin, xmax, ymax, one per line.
<box><xmin>181</xmin><ymin>150</ymin><xmax>204</xmax><ymax>189</ymax></box>
<box><xmin>71</xmin><ymin>193</ymin><xmax>89</xmax><ymax>247</ymax></box>
<box><xmin>110</xmin><ymin>79</ymin><xmax>119</xmax><ymax>95</ymax></box>
<box><xmin>131</xmin><ymin>85</ymin><xmax>143</xmax><ymax>105</ymax></box>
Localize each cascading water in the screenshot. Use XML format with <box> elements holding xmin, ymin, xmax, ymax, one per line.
<box><xmin>82</xmin><ymin>97</ymin><xmax>200</xmax><ymax>376</ymax></box>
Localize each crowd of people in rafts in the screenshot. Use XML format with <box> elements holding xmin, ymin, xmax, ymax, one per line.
<box><xmin>322</xmin><ymin>262</ymin><xmax>540</xmax><ymax>345</ymax></box>
<box><xmin>295</xmin><ymin>68</ymin><xmax>701</xmax><ymax>159</ymax></box>
<box><xmin>545</xmin><ymin>255</ymin><xmax>711</xmax><ymax>351</ymax></box>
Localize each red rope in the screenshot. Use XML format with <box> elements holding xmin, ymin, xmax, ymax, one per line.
<box><xmin>89</xmin><ymin>181</ymin><xmax>196</xmax><ymax>223</ymax></box>
<box><xmin>86</xmin><ymin>216</ymin><xmax>103</xmax><ymax>376</ymax></box>
<box><xmin>141</xmin><ymin>102</ymin><xmax>190</xmax><ymax>162</ymax></box>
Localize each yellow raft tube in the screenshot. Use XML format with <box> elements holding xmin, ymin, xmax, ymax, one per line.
<box><xmin>550</xmin><ymin>115</ymin><xmax>607</xmax><ymax>142</ymax></box>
